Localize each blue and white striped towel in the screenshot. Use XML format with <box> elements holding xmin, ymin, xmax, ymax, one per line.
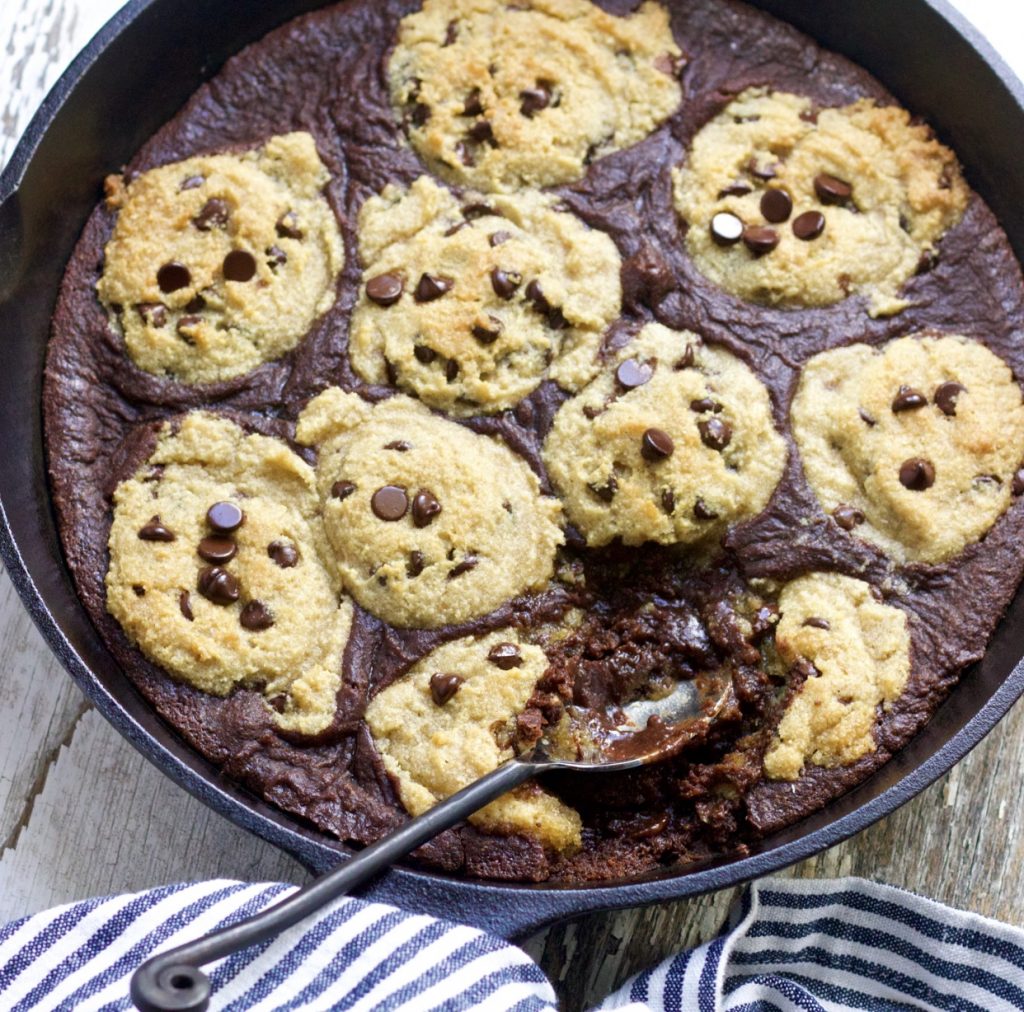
<box><xmin>1</xmin><ymin>876</ymin><xmax>1022</xmax><ymax>1010</ymax></box>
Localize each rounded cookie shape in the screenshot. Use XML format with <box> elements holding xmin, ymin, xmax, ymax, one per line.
<box><xmin>764</xmin><ymin>572</ymin><xmax>910</xmax><ymax>781</ymax></box>
<box><xmin>388</xmin><ymin>0</ymin><xmax>683</xmax><ymax>192</ymax></box>
<box><xmin>673</xmin><ymin>89</ymin><xmax>968</xmax><ymax>317</ymax></box>
<box><xmin>106</xmin><ymin>412</ymin><xmax>352</xmax><ymax>735</ymax></box>
<box><xmin>543</xmin><ymin>323</ymin><xmax>786</xmax><ymax>547</ymax></box>
<box><xmin>296</xmin><ymin>389</ymin><xmax>564</xmax><ymax>627</ymax></box>
<box><xmin>792</xmin><ymin>334</ymin><xmax>1024</xmax><ymax>564</ymax></box>
<box><xmin>97</xmin><ymin>133</ymin><xmax>344</xmax><ymax>384</ymax></box>
<box><xmin>349</xmin><ymin>176</ymin><xmax>622</xmax><ymax>416</ymax></box>
<box><xmin>365</xmin><ymin>629</ymin><xmax>581</xmax><ymax>851</ymax></box>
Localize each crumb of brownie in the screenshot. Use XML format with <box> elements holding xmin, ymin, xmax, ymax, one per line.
<box><xmin>349</xmin><ymin>175</ymin><xmax>621</xmax><ymax>415</ymax></box>
<box><xmin>388</xmin><ymin>0</ymin><xmax>682</xmax><ymax>192</ymax></box>
<box><xmin>365</xmin><ymin>629</ymin><xmax>581</xmax><ymax>850</ymax></box>
<box><xmin>543</xmin><ymin>322</ymin><xmax>786</xmax><ymax>546</ymax></box>
<box><xmin>97</xmin><ymin>132</ymin><xmax>344</xmax><ymax>384</ymax></box>
<box><xmin>764</xmin><ymin>571</ymin><xmax>910</xmax><ymax>780</ymax></box>
<box><xmin>296</xmin><ymin>389</ymin><xmax>564</xmax><ymax>628</ymax></box>
<box><xmin>673</xmin><ymin>88</ymin><xmax>968</xmax><ymax>316</ymax></box>
<box><xmin>105</xmin><ymin>412</ymin><xmax>352</xmax><ymax>735</ymax></box>
<box><xmin>792</xmin><ymin>334</ymin><xmax>1024</xmax><ymax>563</ymax></box>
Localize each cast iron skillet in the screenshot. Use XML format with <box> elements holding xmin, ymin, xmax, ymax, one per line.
<box><xmin>1</xmin><ymin>0</ymin><xmax>1023</xmax><ymax>940</ymax></box>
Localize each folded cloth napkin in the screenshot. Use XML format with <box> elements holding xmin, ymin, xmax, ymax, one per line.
<box><xmin>2</xmin><ymin>876</ymin><xmax>1022</xmax><ymax>1011</ymax></box>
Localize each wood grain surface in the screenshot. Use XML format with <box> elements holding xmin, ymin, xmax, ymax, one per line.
<box><xmin>2</xmin><ymin>1</ymin><xmax>1023</xmax><ymax>1008</ymax></box>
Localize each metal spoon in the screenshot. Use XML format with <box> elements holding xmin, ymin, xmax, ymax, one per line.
<box><xmin>130</xmin><ymin>675</ymin><xmax>730</xmax><ymax>1012</ymax></box>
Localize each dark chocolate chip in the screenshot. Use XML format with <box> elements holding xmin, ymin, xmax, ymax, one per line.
<box><xmin>366</xmin><ymin>273</ymin><xmax>404</xmax><ymax>307</ymax></box>
<box><xmin>717</xmin><ymin>183</ymin><xmax>752</xmax><ymax>198</ymax></box>
<box><xmin>934</xmin><ymin>381</ymin><xmax>967</xmax><ymax>416</ymax></box>
<box><xmin>698</xmin><ymin>416</ymin><xmax>732</xmax><ymax>451</ymax></box>
<box><xmin>467</xmin><ymin>119</ymin><xmax>495</xmax><ymax>145</ymax></box>
<box><xmin>371</xmin><ymin>485</ymin><xmax>408</xmax><ymax>521</ymax></box>
<box><xmin>444</xmin><ymin>221</ymin><xmax>470</xmax><ymax>238</ymax></box>
<box><xmin>132</xmin><ymin>584</ymin><xmax>145</xmax><ymax>597</ymax></box>
<box><xmin>676</xmin><ymin>345</ymin><xmax>696</xmax><ymax>370</ymax></box>
<box><xmin>899</xmin><ymin>458</ymin><xmax>936</xmax><ymax>491</ymax></box>
<box><xmin>276</xmin><ymin>211</ymin><xmax>303</xmax><ymax>239</ymax></box>
<box><xmin>157</xmin><ymin>262</ymin><xmax>191</xmax><ymax>294</ymax></box>
<box><xmin>760</xmin><ymin>188</ymin><xmax>792</xmax><ymax>223</ymax></box>
<box><xmin>472</xmin><ymin>316</ymin><xmax>503</xmax><ymax>343</ymax></box>
<box><xmin>413</xmin><ymin>345</ymin><xmax>437</xmax><ymax>364</ymax></box>
<box><xmin>179</xmin><ymin>175</ymin><xmax>205</xmax><ymax>191</ymax></box>
<box><xmin>414</xmin><ymin>273</ymin><xmax>453</xmax><ymax>302</ymax></box>
<box><xmin>616</xmin><ymin>358</ymin><xmax>653</xmax><ymax>389</ymax></box>
<box><xmin>444</xmin><ymin>19</ymin><xmax>458</xmax><ymax>45</ymax></box>
<box><xmin>814</xmin><ymin>172</ymin><xmax>853</xmax><ymax>204</ymax></box>
<box><xmin>641</xmin><ymin>427</ymin><xmax>674</xmax><ymax>461</ymax></box>
<box><xmin>266</xmin><ymin>245</ymin><xmax>288</xmax><ymax>268</ymax></box>
<box><xmin>445</xmin><ymin>359</ymin><xmax>459</xmax><ymax>382</ymax></box>
<box><xmin>331</xmin><ymin>480</ymin><xmax>356</xmax><ymax>501</ymax></box>
<box><xmin>519</xmin><ymin>83</ymin><xmax>552</xmax><ymax>118</ymax></box>
<box><xmin>833</xmin><ymin>505</ymin><xmax>865</xmax><ymax>531</ymax></box>
<box><xmin>177</xmin><ymin>315</ymin><xmax>201</xmax><ymax>337</ymax></box>
<box><xmin>223</xmin><ymin>250</ymin><xmax>257</xmax><ymax>282</ymax></box>
<box><xmin>709</xmin><ymin>211</ymin><xmax>743</xmax><ymax>247</ymax></box>
<box><xmin>407</xmin><ymin>550</ymin><xmax>426</xmax><ymax>577</ymax></box>
<box><xmin>268</xmin><ymin>694</ymin><xmax>288</xmax><ymax>714</ymax></box>
<box><xmin>268</xmin><ymin>541</ymin><xmax>299</xmax><ymax>568</ymax></box>
<box><xmin>410</xmin><ymin>102</ymin><xmax>431</xmax><ymax>127</ymax></box>
<box><xmin>661</xmin><ymin>488</ymin><xmax>676</xmax><ymax>515</ymax></box>
<box><xmin>447</xmin><ymin>555</ymin><xmax>479</xmax><ymax>579</ymax></box>
<box><xmin>792</xmin><ymin>210</ymin><xmax>826</xmax><ymax>240</ymax></box>
<box><xmin>207</xmin><ymin>501</ymin><xmax>244</xmax><ymax>532</ymax></box>
<box><xmin>490</xmin><ymin>267</ymin><xmax>522</xmax><ymax>300</ymax></box>
<box><xmin>525</xmin><ymin>279</ymin><xmax>551</xmax><ymax>312</ymax></box>
<box><xmin>138</xmin><ymin>516</ymin><xmax>175</xmax><ymax>542</ymax></box>
<box><xmin>690</xmin><ymin>397</ymin><xmax>721</xmax><ymax>414</ymax></box>
<box><xmin>803</xmin><ymin>616</ymin><xmax>830</xmax><ymax>630</ymax></box>
<box><xmin>240</xmin><ymin>600</ymin><xmax>274</xmax><ymax>631</ymax></box>
<box><xmin>412</xmin><ymin>489</ymin><xmax>442</xmax><ymax>528</ymax></box>
<box><xmin>588</xmin><ymin>477</ymin><xmax>618</xmax><ymax>502</ymax></box>
<box><xmin>859</xmin><ymin>408</ymin><xmax>877</xmax><ymax>427</ymax></box>
<box><xmin>384</xmin><ymin>440</ymin><xmax>412</xmax><ymax>452</ymax></box>
<box><xmin>197</xmin><ymin>566</ymin><xmax>240</xmax><ymax>605</ymax></box>
<box><xmin>489</xmin><ymin>230</ymin><xmax>512</xmax><ymax>247</ymax></box>
<box><xmin>192</xmin><ymin>198</ymin><xmax>229</xmax><ymax>231</ymax></box>
<box><xmin>892</xmin><ymin>385</ymin><xmax>927</xmax><ymax>413</ymax></box>
<box><xmin>185</xmin><ymin>294</ymin><xmax>206</xmax><ymax>313</ymax></box>
<box><xmin>429</xmin><ymin>672</ymin><xmax>463</xmax><ymax>705</ymax></box>
<box><xmin>693</xmin><ymin>498</ymin><xmax>718</xmax><ymax>521</ymax></box>
<box><xmin>179</xmin><ymin>590</ymin><xmax>194</xmax><ymax>621</ymax></box>
<box><xmin>462</xmin><ymin>202</ymin><xmax>496</xmax><ymax>220</ymax></box>
<box><xmin>197</xmin><ymin>536</ymin><xmax>237</xmax><ymax>564</ymax></box>
<box><xmin>488</xmin><ymin>642</ymin><xmax>522</xmax><ymax>669</ymax></box>
<box><xmin>137</xmin><ymin>303</ymin><xmax>167</xmax><ymax>327</ymax></box>
<box><xmin>463</xmin><ymin>88</ymin><xmax>484</xmax><ymax>116</ymax></box>
<box><xmin>742</xmin><ymin>225</ymin><xmax>780</xmax><ymax>255</ymax></box>
<box><xmin>747</xmin><ymin>158</ymin><xmax>778</xmax><ymax>180</ymax></box>
<box><xmin>1014</xmin><ymin>470</ymin><xmax>1024</xmax><ymax>496</ymax></box>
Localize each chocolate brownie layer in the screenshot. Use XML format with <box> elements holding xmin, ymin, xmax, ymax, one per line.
<box><xmin>45</xmin><ymin>0</ymin><xmax>1024</xmax><ymax>882</ymax></box>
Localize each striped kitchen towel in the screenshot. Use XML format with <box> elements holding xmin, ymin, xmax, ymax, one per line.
<box><xmin>2</xmin><ymin>876</ymin><xmax>1023</xmax><ymax>1011</ymax></box>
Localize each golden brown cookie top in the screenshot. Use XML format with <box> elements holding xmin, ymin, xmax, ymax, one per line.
<box><xmin>98</xmin><ymin>133</ymin><xmax>344</xmax><ymax>384</ymax></box>
<box><xmin>673</xmin><ymin>89</ymin><xmax>968</xmax><ymax>316</ymax></box>
<box><xmin>792</xmin><ymin>334</ymin><xmax>1024</xmax><ymax>564</ymax></box>
<box><xmin>349</xmin><ymin>176</ymin><xmax>622</xmax><ymax>415</ymax></box>
<box><xmin>543</xmin><ymin>323</ymin><xmax>786</xmax><ymax>547</ymax></box>
<box><xmin>296</xmin><ymin>389</ymin><xmax>564</xmax><ymax>628</ymax></box>
<box><xmin>764</xmin><ymin>572</ymin><xmax>910</xmax><ymax>781</ymax></box>
<box><xmin>105</xmin><ymin>412</ymin><xmax>352</xmax><ymax>735</ymax></box>
<box><xmin>388</xmin><ymin>0</ymin><xmax>682</xmax><ymax>192</ymax></box>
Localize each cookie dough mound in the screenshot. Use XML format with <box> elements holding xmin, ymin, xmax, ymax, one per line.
<box><xmin>349</xmin><ymin>176</ymin><xmax>622</xmax><ymax>416</ymax></box>
<box><xmin>365</xmin><ymin>629</ymin><xmax>581</xmax><ymax>851</ymax></box>
<box><xmin>673</xmin><ymin>89</ymin><xmax>968</xmax><ymax>317</ymax></box>
<box><xmin>793</xmin><ymin>335</ymin><xmax>1024</xmax><ymax>564</ymax></box>
<box><xmin>97</xmin><ymin>133</ymin><xmax>344</xmax><ymax>384</ymax></box>
<box><xmin>764</xmin><ymin>572</ymin><xmax>910</xmax><ymax>781</ymax></box>
<box><xmin>106</xmin><ymin>413</ymin><xmax>352</xmax><ymax>735</ymax></box>
<box><xmin>296</xmin><ymin>389</ymin><xmax>564</xmax><ymax>628</ymax></box>
<box><xmin>543</xmin><ymin>323</ymin><xmax>786</xmax><ymax>547</ymax></box>
<box><xmin>388</xmin><ymin>0</ymin><xmax>682</xmax><ymax>192</ymax></box>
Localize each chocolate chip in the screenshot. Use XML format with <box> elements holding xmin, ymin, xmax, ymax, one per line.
<box><xmin>814</xmin><ymin>173</ymin><xmax>853</xmax><ymax>204</ymax></box>
<box><xmin>661</xmin><ymin>489</ymin><xmax>676</xmax><ymax>515</ymax></box>
<box><xmin>177</xmin><ymin>315</ymin><xmax>201</xmax><ymax>336</ymax></box>
<box><xmin>180</xmin><ymin>175</ymin><xmax>205</xmax><ymax>191</ymax></box>
<box><xmin>268</xmin><ymin>694</ymin><xmax>288</xmax><ymax>714</ymax></box>
<box><xmin>444</xmin><ymin>221</ymin><xmax>469</xmax><ymax>238</ymax></box>
<box><xmin>760</xmin><ymin>188</ymin><xmax>792</xmax><ymax>223</ymax></box>
<box><xmin>525</xmin><ymin>279</ymin><xmax>551</xmax><ymax>312</ymax></box>
<box><xmin>892</xmin><ymin>385</ymin><xmax>927</xmax><ymax>413</ymax></box>
<box><xmin>488</xmin><ymin>642</ymin><xmax>522</xmax><ymax>669</ymax></box>
<box><xmin>138</xmin><ymin>516</ymin><xmax>175</xmax><ymax>542</ymax></box>
<box><xmin>1014</xmin><ymin>470</ymin><xmax>1024</xmax><ymax>496</ymax></box>
<box><xmin>588</xmin><ymin>477</ymin><xmax>617</xmax><ymax>502</ymax></box>
<box><xmin>429</xmin><ymin>672</ymin><xmax>463</xmax><ymax>705</ymax></box>
<box><xmin>698</xmin><ymin>416</ymin><xmax>732</xmax><ymax>451</ymax></box>
<box><xmin>414</xmin><ymin>273</ymin><xmax>453</xmax><ymax>302</ymax></box>
<box><xmin>240</xmin><ymin>600</ymin><xmax>274</xmax><ymax>631</ymax></box>
<box><xmin>717</xmin><ymin>183</ymin><xmax>752</xmax><ymax>198</ymax></box>
<box><xmin>490</xmin><ymin>267</ymin><xmax>522</xmax><ymax>300</ymax></box>
<box><xmin>462</xmin><ymin>203</ymin><xmax>496</xmax><ymax>220</ymax></box>
<box><xmin>709</xmin><ymin>211</ymin><xmax>743</xmax><ymax>247</ymax></box>
<box><xmin>179</xmin><ymin>590</ymin><xmax>194</xmax><ymax>621</ymax></box>
<box><xmin>185</xmin><ymin>294</ymin><xmax>205</xmax><ymax>313</ymax></box>
<box><xmin>747</xmin><ymin>158</ymin><xmax>779</xmax><ymax>180</ymax></box>
<box><xmin>266</xmin><ymin>245</ymin><xmax>288</xmax><ymax>268</ymax></box>
<box><xmin>792</xmin><ymin>210</ymin><xmax>826</xmax><ymax>240</ymax></box>
<box><xmin>472</xmin><ymin>316</ymin><xmax>503</xmax><ymax>343</ymax></box>
<box><xmin>137</xmin><ymin>303</ymin><xmax>167</xmax><ymax>327</ymax></box>
<box><xmin>331</xmin><ymin>480</ymin><xmax>356</xmax><ymax>501</ymax></box>
<box><xmin>641</xmin><ymin>428</ymin><xmax>674</xmax><ymax>461</ymax></box>
<box><xmin>157</xmin><ymin>262</ymin><xmax>191</xmax><ymax>293</ymax></box>
<box><xmin>132</xmin><ymin>585</ymin><xmax>145</xmax><ymax>597</ymax></box>
<box><xmin>803</xmin><ymin>616</ymin><xmax>830</xmax><ymax>630</ymax></box>
<box><xmin>207</xmin><ymin>501</ymin><xmax>244</xmax><ymax>532</ymax></box>
<box><xmin>276</xmin><ymin>211</ymin><xmax>303</xmax><ymax>240</ymax></box>
<box><xmin>412</xmin><ymin>489</ymin><xmax>442</xmax><ymax>528</ymax></box>
<box><xmin>859</xmin><ymin>408</ymin><xmax>877</xmax><ymax>427</ymax></box>
<box><xmin>385</xmin><ymin>441</ymin><xmax>412</xmax><ymax>452</ymax></box>
<box><xmin>268</xmin><ymin>541</ymin><xmax>299</xmax><ymax>568</ymax></box>
<box><xmin>690</xmin><ymin>397</ymin><xmax>721</xmax><ymax>414</ymax></box>
<box><xmin>407</xmin><ymin>550</ymin><xmax>426</xmax><ymax>577</ymax></box>
<box><xmin>616</xmin><ymin>358</ymin><xmax>653</xmax><ymax>390</ymax></box>
<box><xmin>446</xmin><ymin>359</ymin><xmax>459</xmax><ymax>382</ymax></box>
<box><xmin>463</xmin><ymin>88</ymin><xmax>484</xmax><ymax>116</ymax></box>
<box><xmin>448</xmin><ymin>555</ymin><xmax>478</xmax><ymax>579</ymax></box>
<box><xmin>361</xmin><ymin>271</ymin><xmax>403</xmax><ymax>307</ymax></box>
<box><xmin>444</xmin><ymin>19</ymin><xmax>458</xmax><ymax>45</ymax></box>
<box><xmin>198</xmin><ymin>536</ymin><xmax>237</xmax><ymax>564</ymax></box>
<box><xmin>489</xmin><ymin>230</ymin><xmax>512</xmax><ymax>247</ymax></box>
<box><xmin>833</xmin><ymin>505</ymin><xmax>865</xmax><ymax>530</ymax></box>
<box><xmin>192</xmin><ymin>198</ymin><xmax>229</xmax><ymax>231</ymax></box>
<box><xmin>676</xmin><ymin>346</ymin><xmax>696</xmax><ymax>370</ymax></box>
<box><xmin>519</xmin><ymin>83</ymin><xmax>552</xmax><ymax>118</ymax></box>
<box><xmin>742</xmin><ymin>225</ymin><xmax>779</xmax><ymax>255</ymax></box>
<box><xmin>223</xmin><ymin>250</ymin><xmax>257</xmax><ymax>282</ymax></box>
<box><xmin>693</xmin><ymin>498</ymin><xmax>718</xmax><ymax>521</ymax></box>
<box><xmin>371</xmin><ymin>485</ymin><xmax>408</xmax><ymax>521</ymax></box>
<box><xmin>197</xmin><ymin>566</ymin><xmax>240</xmax><ymax>605</ymax></box>
<box><xmin>410</xmin><ymin>102</ymin><xmax>431</xmax><ymax>127</ymax></box>
<box><xmin>934</xmin><ymin>381</ymin><xmax>967</xmax><ymax>416</ymax></box>
<box><xmin>899</xmin><ymin>458</ymin><xmax>936</xmax><ymax>491</ymax></box>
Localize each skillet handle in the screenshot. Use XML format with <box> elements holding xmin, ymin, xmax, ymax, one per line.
<box><xmin>129</xmin><ymin>759</ymin><xmax>538</xmax><ymax>1012</ymax></box>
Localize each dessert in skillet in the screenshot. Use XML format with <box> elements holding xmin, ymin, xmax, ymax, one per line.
<box><xmin>45</xmin><ymin>0</ymin><xmax>1024</xmax><ymax>883</ymax></box>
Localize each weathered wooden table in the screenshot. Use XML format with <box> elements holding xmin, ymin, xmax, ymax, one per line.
<box><xmin>2</xmin><ymin>2</ymin><xmax>1022</xmax><ymax>1007</ymax></box>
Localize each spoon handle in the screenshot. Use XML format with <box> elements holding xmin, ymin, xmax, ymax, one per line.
<box><xmin>130</xmin><ymin>759</ymin><xmax>539</xmax><ymax>1012</ymax></box>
